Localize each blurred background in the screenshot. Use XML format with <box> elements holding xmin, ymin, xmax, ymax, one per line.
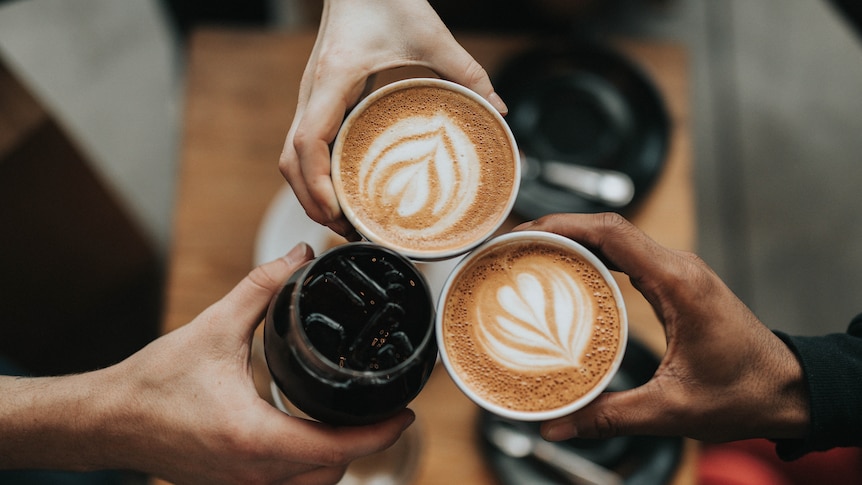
<box><xmin>0</xmin><ymin>1</ymin><xmax>860</xmax><ymax>484</ymax></box>
<box><xmin>1</xmin><ymin>0</ymin><xmax>860</xmax><ymax>369</ymax></box>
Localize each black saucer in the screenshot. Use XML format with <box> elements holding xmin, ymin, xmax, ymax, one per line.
<box><xmin>494</xmin><ymin>38</ymin><xmax>670</xmax><ymax>217</ymax></box>
<box><xmin>478</xmin><ymin>336</ymin><xmax>683</xmax><ymax>485</ymax></box>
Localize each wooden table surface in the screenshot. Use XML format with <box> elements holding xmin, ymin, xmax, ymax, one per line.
<box><xmin>157</xmin><ymin>28</ymin><xmax>696</xmax><ymax>485</ymax></box>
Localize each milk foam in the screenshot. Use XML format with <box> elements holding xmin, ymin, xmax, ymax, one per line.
<box><xmin>476</xmin><ymin>265</ymin><xmax>593</xmax><ymax>371</ymax></box>
<box><xmin>358</xmin><ymin>114</ymin><xmax>480</xmax><ymax>236</ymax></box>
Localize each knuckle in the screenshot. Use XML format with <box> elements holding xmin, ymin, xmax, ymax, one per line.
<box><xmin>246</xmin><ymin>263</ymin><xmax>283</xmax><ymax>293</ymax></box>
<box><xmin>593</xmin><ymin>212</ymin><xmax>637</xmax><ymax>252</ymax></box>
<box><xmin>278</xmin><ymin>149</ymin><xmax>296</xmax><ymax>174</ymax></box>
<box><xmin>306</xmin><ymin>176</ymin><xmax>331</xmax><ymax>200</ymax></box>
<box><xmin>462</xmin><ymin>61</ymin><xmax>490</xmax><ymax>88</ymax></box>
<box><xmin>670</xmin><ymin>250</ymin><xmax>720</xmax><ymax>293</ymax></box>
<box><xmin>535</xmin><ymin>212</ymin><xmax>565</xmax><ymax>225</ymax></box>
<box><xmin>291</xmin><ymin>124</ymin><xmax>314</xmax><ymax>156</ymax></box>
<box><xmin>318</xmin><ymin>447</ymin><xmax>349</xmax><ymax>467</ymax></box>
<box><xmin>597</xmin><ymin>212</ymin><xmax>631</xmax><ymax>234</ymax></box>
<box><xmin>218</xmin><ymin>422</ymin><xmax>261</xmax><ymax>460</ymax></box>
<box><xmin>530</xmin><ymin>212</ymin><xmax>574</xmax><ymax>232</ymax></box>
<box><xmin>591</xmin><ymin>413</ymin><xmax>618</xmax><ymax>440</ymax></box>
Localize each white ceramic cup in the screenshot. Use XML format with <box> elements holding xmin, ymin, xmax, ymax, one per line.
<box><xmin>331</xmin><ymin>78</ymin><xmax>520</xmax><ymax>261</ymax></box>
<box><xmin>435</xmin><ymin>230</ymin><xmax>628</xmax><ymax>421</ymax></box>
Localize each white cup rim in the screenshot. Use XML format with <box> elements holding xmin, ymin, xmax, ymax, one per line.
<box><xmin>435</xmin><ymin>230</ymin><xmax>629</xmax><ymax>421</ymax></box>
<box><xmin>331</xmin><ymin>77</ymin><xmax>520</xmax><ymax>261</ymax></box>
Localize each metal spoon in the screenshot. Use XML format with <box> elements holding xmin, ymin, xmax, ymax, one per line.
<box><xmin>521</xmin><ymin>154</ymin><xmax>635</xmax><ymax>208</ymax></box>
<box><xmin>485</xmin><ymin>420</ymin><xmax>624</xmax><ymax>485</ymax></box>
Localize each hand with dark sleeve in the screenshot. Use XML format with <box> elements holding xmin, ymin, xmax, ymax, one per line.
<box><xmin>515</xmin><ymin>214</ymin><xmax>812</xmax><ymax>445</ymax></box>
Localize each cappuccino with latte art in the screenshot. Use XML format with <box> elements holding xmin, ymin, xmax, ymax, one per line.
<box><xmin>437</xmin><ymin>231</ymin><xmax>627</xmax><ymax>421</ymax></box>
<box><xmin>332</xmin><ymin>78</ymin><xmax>520</xmax><ymax>260</ymax></box>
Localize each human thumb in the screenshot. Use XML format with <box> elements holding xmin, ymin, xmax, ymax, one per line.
<box><xmin>216</xmin><ymin>243</ymin><xmax>315</xmax><ymax>335</ymax></box>
<box><xmin>540</xmin><ymin>385</ymin><xmax>670</xmax><ymax>441</ymax></box>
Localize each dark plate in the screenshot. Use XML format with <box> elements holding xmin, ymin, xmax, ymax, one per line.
<box><xmin>494</xmin><ymin>38</ymin><xmax>670</xmax><ymax>218</ymax></box>
<box><xmin>478</xmin><ymin>336</ymin><xmax>683</xmax><ymax>485</ymax></box>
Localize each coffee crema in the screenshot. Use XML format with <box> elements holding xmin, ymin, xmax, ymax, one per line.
<box><xmin>440</xmin><ymin>237</ymin><xmax>623</xmax><ymax>413</ymax></box>
<box><xmin>332</xmin><ymin>79</ymin><xmax>518</xmax><ymax>260</ymax></box>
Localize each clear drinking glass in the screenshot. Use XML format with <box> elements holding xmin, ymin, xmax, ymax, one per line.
<box><xmin>264</xmin><ymin>242</ymin><xmax>437</xmax><ymax>425</ymax></box>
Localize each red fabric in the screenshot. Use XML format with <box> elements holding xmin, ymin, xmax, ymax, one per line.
<box><xmin>698</xmin><ymin>439</ymin><xmax>862</xmax><ymax>485</ymax></box>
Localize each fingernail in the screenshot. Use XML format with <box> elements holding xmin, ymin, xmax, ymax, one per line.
<box><xmin>488</xmin><ymin>92</ymin><xmax>508</xmax><ymax>116</ymax></box>
<box><xmin>512</xmin><ymin>219</ymin><xmax>537</xmax><ymax>232</ymax></box>
<box><xmin>542</xmin><ymin>421</ymin><xmax>577</xmax><ymax>442</ymax></box>
<box><xmin>285</xmin><ymin>242</ymin><xmax>312</xmax><ymax>262</ymax></box>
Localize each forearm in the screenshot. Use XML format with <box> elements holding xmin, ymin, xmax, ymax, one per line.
<box><xmin>0</xmin><ymin>370</ymin><xmax>124</xmax><ymax>471</ymax></box>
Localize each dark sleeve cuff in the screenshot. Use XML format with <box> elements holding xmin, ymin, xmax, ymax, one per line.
<box><xmin>771</xmin><ymin>314</ymin><xmax>862</xmax><ymax>460</ymax></box>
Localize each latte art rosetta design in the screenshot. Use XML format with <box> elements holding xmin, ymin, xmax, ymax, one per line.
<box><xmin>359</xmin><ymin>115</ymin><xmax>480</xmax><ymax>234</ymax></box>
<box><xmin>476</xmin><ymin>264</ymin><xmax>593</xmax><ymax>372</ymax></box>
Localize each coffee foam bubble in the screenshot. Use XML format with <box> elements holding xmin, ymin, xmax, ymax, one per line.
<box><xmin>337</xmin><ymin>84</ymin><xmax>516</xmax><ymax>256</ymax></box>
<box><xmin>442</xmin><ymin>241</ymin><xmax>621</xmax><ymax>413</ymax></box>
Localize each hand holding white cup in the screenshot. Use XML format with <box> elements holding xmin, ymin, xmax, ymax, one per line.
<box><xmin>331</xmin><ymin>78</ymin><xmax>520</xmax><ymax>261</ymax></box>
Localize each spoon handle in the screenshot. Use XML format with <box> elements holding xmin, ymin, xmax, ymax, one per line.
<box><xmin>541</xmin><ymin>160</ymin><xmax>635</xmax><ymax>208</ymax></box>
<box><xmin>533</xmin><ymin>439</ymin><xmax>625</xmax><ymax>485</ymax></box>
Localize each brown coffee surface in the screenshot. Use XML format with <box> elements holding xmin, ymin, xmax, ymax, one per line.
<box><xmin>441</xmin><ymin>239</ymin><xmax>622</xmax><ymax>413</ymax></box>
<box><xmin>336</xmin><ymin>83</ymin><xmax>516</xmax><ymax>255</ymax></box>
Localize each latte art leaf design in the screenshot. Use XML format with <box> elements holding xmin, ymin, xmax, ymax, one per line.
<box><xmin>476</xmin><ymin>265</ymin><xmax>593</xmax><ymax>371</ymax></box>
<box><xmin>359</xmin><ymin>115</ymin><xmax>480</xmax><ymax>233</ymax></box>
